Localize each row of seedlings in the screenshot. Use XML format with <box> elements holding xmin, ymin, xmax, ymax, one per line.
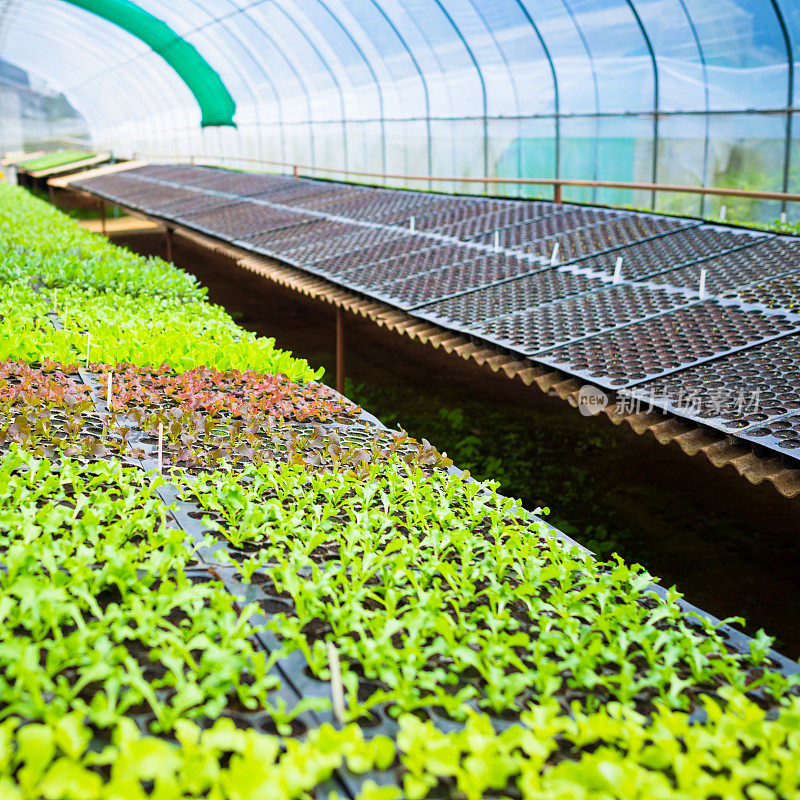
<box><xmin>15</xmin><ymin>151</ymin><xmax>96</xmax><ymax>174</ymax></box>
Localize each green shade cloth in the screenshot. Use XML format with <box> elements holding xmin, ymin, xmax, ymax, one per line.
<box><xmin>63</xmin><ymin>0</ymin><xmax>236</xmax><ymax>127</ymax></box>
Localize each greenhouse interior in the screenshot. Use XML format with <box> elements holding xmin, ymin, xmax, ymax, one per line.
<box><xmin>2</xmin><ymin>0</ymin><xmax>800</xmax><ymax>797</ymax></box>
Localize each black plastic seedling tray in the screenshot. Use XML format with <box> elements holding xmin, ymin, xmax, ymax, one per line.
<box><xmin>534</xmin><ymin>300</ymin><xmax>800</xmax><ymax>389</ymax></box>
<box><xmin>720</xmin><ymin>268</ymin><xmax>800</xmax><ymax>312</ymax></box>
<box><xmin>650</xmin><ymin>235</ymin><xmax>800</xmax><ymax>295</ymax></box>
<box><xmin>626</xmin><ymin>332</ymin><xmax>800</xmax><ymax>432</ymax></box>
<box><xmin>416</xmin><ymin>282</ymin><xmax>697</xmax><ymax>354</ymax></box>
<box><xmin>72</xmin><ymin>164</ymin><xmax>800</xmax><ymax>465</ymax></box>
<box><xmin>564</xmin><ymin>223</ymin><xmax>767</xmax><ymax>281</ymax></box>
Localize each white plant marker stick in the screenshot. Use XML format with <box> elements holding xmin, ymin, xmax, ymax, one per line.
<box><xmin>493</xmin><ymin>230</ymin><xmax>500</xmax><ymax>251</ymax></box>
<box><xmin>781</xmin><ymin>211</ymin><xmax>788</xmax><ymax>224</ymax></box>
<box><xmin>550</xmin><ymin>241</ymin><xmax>560</xmax><ymax>266</ymax></box>
<box><xmin>720</xmin><ymin>204</ymin><xmax>727</xmax><ymax>221</ymax></box>
<box><xmin>157</xmin><ymin>422</ymin><xmax>164</xmax><ymax>473</ymax></box>
<box><xmin>85</xmin><ymin>333</ymin><xmax>91</xmax><ymax>369</ymax></box>
<box><xmin>409</xmin><ymin>215</ymin><xmax>415</xmax><ymax>232</ymax></box>
<box><xmin>106</xmin><ymin>371</ymin><xmax>113</xmax><ymax>409</ymax></box>
<box><xmin>699</xmin><ymin>268</ymin><xmax>707</xmax><ymax>300</ymax></box>
<box><xmin>613</xmin><ymin>256</ymin><xmax>623</xmax><ymax>284</ymax></box>
<box><xmin>326</xmin><ymin>641</ymin><xmax>345</xmax><ymax>724</ymax></box>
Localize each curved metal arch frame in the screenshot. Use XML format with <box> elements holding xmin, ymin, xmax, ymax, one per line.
<box><xmin>770</xmin><ymin>0</ymin><xmax>794</xmax><ymax>213</ymax></box>
<box><xmin>367</xmin><ymin>0</ymin><xmax>468</xmax><ymax>182</ymax></box>
<box><xmin>42</xmin><ymin>0</ymin><xmax>199</xmax><ymax>136</ymax></box>
<box><xmin>311</xmin><ymin>0</ymin><xmax>389</xmax><ymax>174</ymax></box>
<box><xmin>674</xmin><ymin>0</ymin><xmax>711</xmax><ymax>217</ymax></box>
<box><xmin>623</xmin><ymin>0</ymin><xmax>659</xmax><ymax>205</ymax></box>
<box><xmin>1</xmin><ymin>4</ymin><xmax>187</xmax><ymax>143</ymax></box>
<box><xmin>263</xmin><ymin>0</ymin><xmax>351</xmax><ymax>172</ymax></box>
<box><xmin>233</xmin><ymin>8</ymin><xmax>319</xmax><ymax>166</ymax></box>
<box><xmin>508</xmin><ymin>0</ymin><xmax>561</xmax><ymax>184</ymax></box>
<box><xmin>363</xmin><ymin>0</ymin><xmax>434</xmax><ymax>180</ymax></box>
<box><xmin>62</xmin><ymin>0</ymin><xmax>236</xmax><ymax>126</ymax></box>
<box><xmin>201</xmin><ymin>7</ymin><xmax>288</xmax><ymax>163</ymax></box>
<box><xmin>4</xmin><ymin>0</ymin><xmax>800</xmax><ymax>224</ymax></box>
<box><xmin>549</xmin><ymin>0</ymin><xmax>602</xmax><ymax>198</ymax></box>
<box><xmin>175</xmin><ymin>0</ymin><xmax>267</xmax><ymax>161</ymax></box>
<box><xmin>428</xmin><ymin>0</ymin><xmax>489</xmax><ymax>176</ymax></box>
<box><xmin>456</xmin><ymin>0</ymin><xmax>529</xmax><ymax>192</ymax></box>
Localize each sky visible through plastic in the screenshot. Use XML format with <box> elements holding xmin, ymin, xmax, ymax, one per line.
<box><xmin>0</xmin><ymin>0</ymin><xmax>798</xmax><ymax>221</ymax></box>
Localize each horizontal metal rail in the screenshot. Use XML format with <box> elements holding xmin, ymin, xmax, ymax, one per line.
<box><xmin>144</xmin><ymin>153</ymin><xmax>800</xmax><ymax>206</ymax></box>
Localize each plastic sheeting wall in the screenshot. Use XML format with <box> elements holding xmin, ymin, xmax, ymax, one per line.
<box><xmin>1</xmin><ymin>0</ymin><xmax>799</xmax><ymax>222</ymax></box>
<box><xmin>0</xmin><ymin>58</ymin><xmax>88</xmax><ymax>154</ymax></box>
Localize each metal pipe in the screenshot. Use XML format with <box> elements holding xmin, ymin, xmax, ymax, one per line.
<box><xmin>336</xmin><ymin>306</ymin><xmax>345</xmax><ymax>396</ymax></box>
<box><xmin>108</xmin><ymin>153</ymin><xmax>800</xmax><ymax>205</ymax></box>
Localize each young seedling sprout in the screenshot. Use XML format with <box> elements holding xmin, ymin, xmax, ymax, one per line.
<box><xmin>613</xmin><ymin>256</ymin><xmax>623</xmax><ymax>284</ymax></box>
<box><xmin>327</xmin><ymin>640</ymin><xmax>346</xmax><ymax>724</ymax></box>
<box><xmin>157</xmin><ymin>421</ymin><xmax>164</xmax><ymax>473</ymax></box>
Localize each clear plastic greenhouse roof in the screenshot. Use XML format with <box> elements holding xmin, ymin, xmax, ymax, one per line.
<box><xmin>1</xmin><ymin>0</ymin><xmax>800</xmax><ymax>220</ymax></box>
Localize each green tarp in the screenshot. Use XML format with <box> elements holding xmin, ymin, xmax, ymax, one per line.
<box><xmin>63</xmin><ymin>0</ymin><xmax>236</xmax><ymax>127</ymax></box>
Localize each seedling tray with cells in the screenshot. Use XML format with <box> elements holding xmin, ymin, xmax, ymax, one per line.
<box><xmin>128</xmin><ymin>184</ymin><xmax>199</xmax><ymax>214</ymax></box>
<box><xmin>376</xmin><ymin>197</ymin><xmax>491</xmax><ymax>230</ymax></box>
<box><xmin>240</xmin><ymin>218</ymin><xmax>356</xmax><ymax>256</ymax></box>
<box><xmin>332</xmin><ymin>244</ymin><xmax>468</xmax><ymax>289</ymax></box>
<box><xmin>310</xmin><ymin>191</ymin><xmax>446</xmax><ymax>224</ymax></box>
<box><xmin>568</xmin><ymin>224</ymin><xmax>766</xmax><ymax>282</ymax></box>
<box><xmin>145</xmin><ymin>191</ymin><xmax>242</xmax><ymax>219</ymax></box>
<box><xmin>737</xmin><ymin>411</ymin><xmax>800</xmax><ymax>456</ymax></box>
<box><xmin>376</xmin><ymin>252</ymin><xmax>548</xmax><ymax>311</ymax></box>
<box><xmin>278</xmin><ymin>226</ymin><xmax>414</xmax><ymax>267</ymax></box>
<box><xmin>292</xmin><ymin>185</ymin><xmax>374</xmax><ymax>214</ymax></box>
<box><xmin>437</xmin><ymin>283</ymin><xmax>694</xmax><ymax>356</ymax></box>
<box><xmin>649</xmin><ymin>236</ymin><xmax>800</xmax><ymax>295</ymax></box>
<box><xmin>180</xmin><ymin>461</ymin><xmax>798</xmax><ymax>764</ymax></box>
<box><xmin>0</xmin><ymin>360</ymin><xmax>125</xmax><ymax>461</ymax></box>
<box><xmin>413</xmin><ymin>269</ymin><xmax>607</xmax><ymax>324</ymax></box>
<box><xmin>720</xmin><ymin>268</ymin><xmax>800</xmax><ymax>314</ymax></box>
<box><xmin>69</xmin><ymin>174</ymin><xmax>164</xmax><ymax>210</ymax></box>
<box><xmin>175</xmin><ymin>202</ymin><xmax>315</xmax><ymax>243</ymax></box>
<box><xmin>328</xmin><ymin>251</ymin><xmax>543</xmax><ymax>310</ymax></box>
<box><xmin>488</xmin><ymin>214</ymin><xmax>697</xmax><ymax>261</ymax></box>
<box><xmin>0</xmin><ymin>453</ymin><xmax>305</xmax><ymax>730</ymax></box>
<box><xmin>625</xmin><ymin>332</ymin><xmax>800</xmax><ymax>434</ymax></box>
<box><xmin>170</xmin><ymin>167</ymin><xmax>286</xmax><ymax>196</ymax></box>
<box><xmin>535</xmin><ymin>300</ymin><xmax>800</xmax><ymax>389</ymax></box>
<box><xmin>309</xmin><ymin>236</ymin><xmax>447</xmax><ymax>280</ymax></box>
<box><xmin>247</xmin><ymin>177</ymin><xmax>354</xmax><ymax>206</ymax></box>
